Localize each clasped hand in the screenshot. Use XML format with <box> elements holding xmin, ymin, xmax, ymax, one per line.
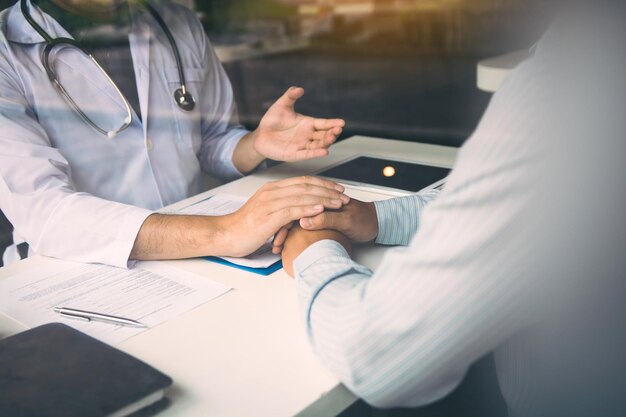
<box><xmin>216</xmin><ymin>179</ymin><xmax>379</xmax><ymax>279</ymax></box>
<box><xmin>219</xmin><ymin>176</ymin><xmax>350</xmax><ymax>258</ymax></box>
<box><xmin>274</xmin><ymin>199</ymin><xmax>380</xmax><ymax>277</ymax></box>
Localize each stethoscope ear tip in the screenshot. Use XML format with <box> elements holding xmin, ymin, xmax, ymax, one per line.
<box><xmin>174</xmin><ymin>88</ymin><xmax>196</xmax><ymax>112</ymax></box>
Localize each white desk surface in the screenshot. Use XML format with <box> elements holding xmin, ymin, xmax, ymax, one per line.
<box><xmin>0</xmin><ymin>136</ymin><xmax>458</xmax><ymax>417</ymax></box>
<box><xmin>477</xmin><ymin>49</ymin><xmax>530</xmax><ymax>93</ymax></box>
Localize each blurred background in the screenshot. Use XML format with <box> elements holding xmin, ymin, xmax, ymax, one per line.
<box><xmin>195</xmin><ymin>0</ymin><xmax>544</xmax><ymax>147</ymax></box>
<box><xmin>0</xmin><ymin>0</ymin><xmax>546</xmax><ymax>266</ymax></box>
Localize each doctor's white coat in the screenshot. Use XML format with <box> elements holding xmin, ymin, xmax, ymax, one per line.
<box><xmin>0</xmin><ymin>0</ymin><xmax>248</xmax><ymax>267</ymax></box>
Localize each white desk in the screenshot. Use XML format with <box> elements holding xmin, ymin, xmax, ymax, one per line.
<box><xmin>477</xmin><ymin>50</ymin><xmax>530</xmax><ymax>93</ymax></box>
<box><xmin>0</xmin><ymin>136</ymin><xmax>458</xmax><ymax>417</ymax></box>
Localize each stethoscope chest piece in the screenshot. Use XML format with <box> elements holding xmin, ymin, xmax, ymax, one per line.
<box><xmin>174</xmin><ymin>86</ymin><xmax>196</xmax><ymax>112</ymax></box>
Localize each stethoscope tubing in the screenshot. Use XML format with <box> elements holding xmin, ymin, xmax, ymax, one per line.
<box><xmin>141</xmin><ymin>1</ymin><xmax>187</xmax><ymax>93</ymax></box>
<box><xmin>20</xmin><ymin>0</ymin><xmax>196</xmax><ymax>135</ymax></box>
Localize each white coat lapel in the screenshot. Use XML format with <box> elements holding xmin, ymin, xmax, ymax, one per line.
<box><xmin>129</xmin><ymin>12</ymin><xmax>152</xmax><ymax>138</ymax></box>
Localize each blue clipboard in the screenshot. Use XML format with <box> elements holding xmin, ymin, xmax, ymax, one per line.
<box><xmin>204</xmin><ymin>257</ymin><xmax>283</xmax><ymax>276</ymax></box>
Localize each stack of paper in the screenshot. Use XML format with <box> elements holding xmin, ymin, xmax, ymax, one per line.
<box><xmin>0</xmin><ymin>261</ymin><xmax>231</xmax><ymax>345</ymax></box>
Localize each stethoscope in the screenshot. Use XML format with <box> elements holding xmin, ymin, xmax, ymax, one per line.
<box><xmin>20</xmin><ymin>0</ymin><xmax>196</xmax><ymax>138</ymax></box>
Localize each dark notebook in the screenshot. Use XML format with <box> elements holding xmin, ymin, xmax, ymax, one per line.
<box><xmin>0</xmin><ymin>323</ymin><xmax>172</xmax><ymax>417</ymax></box>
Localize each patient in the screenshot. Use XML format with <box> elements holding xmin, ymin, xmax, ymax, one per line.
<box><xmin>277</xmin><ymin>2</ymin><xmax>626</xmax><ymax>416</ymax></box>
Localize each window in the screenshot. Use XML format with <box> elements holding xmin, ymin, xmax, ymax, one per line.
<box><xmin>198</xmin><ymin>0</ymin><xmax>544</xmax><ymax>147</ymax></box>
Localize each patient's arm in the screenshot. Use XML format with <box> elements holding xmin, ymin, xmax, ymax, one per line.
<box><xmin>272</xmin><ymin>190</ymin><xmax>440</xmax><ymax>253</ymax></box>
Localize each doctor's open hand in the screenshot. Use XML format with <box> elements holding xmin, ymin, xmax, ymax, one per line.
<box><xmin>255</xmin><ymin>87</ymin><xmax>345</xmax><ymax>161</ymax></box>
<box><xmin>234</xmin><ymin>87</ymin><xmax>344</xmax><ymax>169</ymax></box>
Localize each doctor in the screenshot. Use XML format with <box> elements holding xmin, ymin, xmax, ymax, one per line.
<box><xmin>0</xmin><ymin>0</ymin><xmax>348</xmax><ymax>267</ymax></box>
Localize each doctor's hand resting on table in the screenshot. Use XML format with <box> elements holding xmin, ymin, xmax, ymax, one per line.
<box><xmin>131</xmin><ymin>176</ymin><xmax>350</xmax><ymax>261</ymax></box>
<box><xmin>0</xmin><ymin>0</ymin><xmax>345</xmax><ymax>267</ymax></box>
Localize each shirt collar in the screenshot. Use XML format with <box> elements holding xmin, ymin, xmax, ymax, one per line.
<box><xmin>5</xmin><ymin>0</ymin><xmax>76</xmax><ymax>44</ymax></box>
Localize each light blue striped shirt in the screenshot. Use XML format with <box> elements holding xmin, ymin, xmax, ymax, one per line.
<box><xmin>293</xmin><ymin>5</ymin><xmax>626</xmax><ymax>416</ymax></box>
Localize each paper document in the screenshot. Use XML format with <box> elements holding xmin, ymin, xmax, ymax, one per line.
<box><xmin>177</xmin><ymin>193</ymin><xmax>247</xmax><ymax>216</ymax></box>
<box><xmin>177</xmin><ymin>194</ymin><xmax>281</xmax><ymax>269</ymax></box>
<box><xmin>0</xmin><ymin>261</ymin><xmax>231</xmax><ymax>345</ymax></box>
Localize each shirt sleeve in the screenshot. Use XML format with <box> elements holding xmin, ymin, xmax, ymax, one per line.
<box><xmin>195</xmin><ymin>23</ymin><xmax>249</xmax><ymax>182</ymax></box>
<box><xmin>294</xmin><ymin>187</ymin><xmax>542</xmax><ymax>409</ymax></box>
<box><xmin>374</xmin><ymin>189</ymin><xmax>440</xmax><ymax>246</ymax></box>
<box><xmin>293</xmin><ymin>47</ymin><xmax>558</xmax><ymax>409</ymax></box>
<box><xmin>294</xmin><ymin>235</ymin><xmax>471</xmax><ymax>408</ymax></box>
<box><xmin>0</xmin><ymin>52</ymin><xmax>152</xmax><ymax>268</ymax></box>
<box><xmin>294</xmin><ymin>189</ymin><xmax>441</xmax><ymax>313</ymax></box>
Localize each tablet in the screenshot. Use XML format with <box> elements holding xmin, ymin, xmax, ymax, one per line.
<box><xmin>318</xmin><ymin>156</ymin><xmax>451</xmax><ymax>193</ymax></box>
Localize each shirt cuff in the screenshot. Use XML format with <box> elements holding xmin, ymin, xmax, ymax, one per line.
<box><xmin>374</xmin><ymin>191</ymin><xmax>440</xmax><ymax>246</ymax></box>
<box><xmin>374</xmin><ymin>196</ymin><xmax>419</xmax><ymax>246</ymax></box>
<box><xmin>34</xmin><ymin>198</ymin><xmax>153</xmax><ymax>269</ymax></box>
<box><xmin>218</xmin><ymin>127</ymin><xmax>248</xmax><ymax>181</ymax></box>
<box><xmin>294</xmin><ymin>240</ymin><xmax>351</xmax><ymax>305</ymax></box>
<box><xmin>294</xmin><ymin>240</ymin><xmax>372</xmax><ymax>324</ymax></box>
<box><xmin>294</xmin><ymin>239</ymin><xmax>351</xmax><ymax>275</ymax></box>
<box><xmin>119</xmin><ymin>208</ymin><xmax>154</xmax><ymax>269</ymax></box>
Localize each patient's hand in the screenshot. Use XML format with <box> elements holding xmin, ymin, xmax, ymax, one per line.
<box><xmin>273</xmin><ymin>199</ymin><xmax>378</xmax><ymax>254</ymax></box>
<box><xmin>282</xmin><ymin>226</ymin><xmax>352</xmax><ymax>277</ymax></box>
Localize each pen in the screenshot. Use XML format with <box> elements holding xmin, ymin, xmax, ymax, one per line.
<box><xmin>54</xmin><ymin>307</ymin><xmax>148</xmax><ymax>329</ymax></box>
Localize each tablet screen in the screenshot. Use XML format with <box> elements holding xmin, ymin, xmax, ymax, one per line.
<box><xmin>318</xmin><ymin>157</ymin><xmax>451</xmax><ymax>192</ymax></box>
